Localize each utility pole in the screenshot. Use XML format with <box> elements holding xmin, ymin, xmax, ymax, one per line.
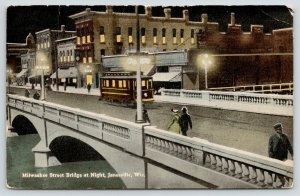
<box><xmin>135</xmin><ymin>5</ymin><xmax>143</xmax><ymax>123</ymax></box>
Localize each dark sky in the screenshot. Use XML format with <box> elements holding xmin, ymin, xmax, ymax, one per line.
<box><xmin>6</xmin><ymin>5</ymin><xmax>293</xmax><ymax>43</ymax></box>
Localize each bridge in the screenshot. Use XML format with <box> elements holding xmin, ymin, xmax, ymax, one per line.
<box><xmin>7</xmin><ymin>94</ymin><xmax>293</xmax><ymax>189</ymax></box>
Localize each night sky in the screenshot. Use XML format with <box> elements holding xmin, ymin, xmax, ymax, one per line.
<box><xmin>7</xmin><ymin>5</ymin><xmax>293</xmax><ymax>43</ymax></box>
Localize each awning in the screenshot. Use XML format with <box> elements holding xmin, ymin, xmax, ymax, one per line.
<box><xmin>50</xmin><ymin>67</ymin><xmax>78</xmax><ymax>79</ymax></box>
<box><xmin>152</xmin><ymin>72</ymin><xmax>181</xmax><ymax>82</ymax></box>
<box><xmin>16</xmin><ymin>69</ymin><xmax>27</xmax><ymax>78</ymax></box>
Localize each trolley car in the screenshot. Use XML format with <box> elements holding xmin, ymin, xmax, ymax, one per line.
<box><xmin>99</xmin><ymin>72</ymin><xmax>154</xmax><ymax>106</ymax></box>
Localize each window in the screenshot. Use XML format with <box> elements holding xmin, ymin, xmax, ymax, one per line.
<box><xmin>106</xmin><ymin>80</ymin><xmax>109</xmax><ymax>87</ymax></box>
<box><xmin>112</xmin><ymin>80</ymin><xmax>116</xmax><ymax>87</ymax></box>
<box><xmin>172</xmin><ymin>29</ymin><xmax>177</xmax><ymax>44</ymax></box>
<box><xmin>141</xmin><ymin>28</ymin><xmax>146</xmax><ymax>44</ymax></box>
<box><xmin>123</xmin><ymin>80</ymin><xmax>127</xmax><ymax>88</ymax></box>
<box><xmin>191</xmin><ymin>29</ymin><xmax>195</xmax><ymax>44</ymax></box>
<box><xmin>116</xmin><ymin>27</ymin><xmax>122</xmax><ymax>43</ymax></box>
<box><xmin>153</xmin><ymin>28</ymin><xmax>157</xmax><ymax>44</ymax></box>
<box><xmin>59</xmin><ymin>51</ymin><xmax>63</xmax><ymax>62</ymax></box>
<box><xmin>67</xmin><ymin>50</ymin><xmax>70</xmax><ymax>62</ymax></box>
<box><xmin>77</xmin><ymin>36</ymin><xmax>81</xmax><ymax>45</ymax></box>
<box><xmin>118</xmin><ymin>80</ymin><xmax>123</xmax><ymax>88</ymax></box>
<box><xmin>63</xmin><ymin>51</ymin><xmax>66</xmax><ymax>62</ymax></box>
<box><xmin>128</xmin><ymin>27</ymin><xmax>133</xmax><ymax>43</ymax></box>
<box><xmin>180</xmin><ymin>29</ymin><xmax>184</xmax><ymax>43</ymax></box>
<box><xmin>142</xmin><ymin>80</ymin><xmax>146</xmax><ymax>87</ymax></box>
<box><xmin>99</xmin><ymin>26</ymin><xmax>105</xmax><ymax>43</ymax></box>
<box><xmin>72</xmin><ymin>78</ymin><xmax>77</xmax><ymax>83</ymax></box>
<box><xmin>88</xmin><ymin>50</ymin><xmax>93</xmax><ymax>63</ymax></box>
<box><xmin>162</xmin><ymin>28</ymin><xmax>166</xmax><ymax>44</ymax></box>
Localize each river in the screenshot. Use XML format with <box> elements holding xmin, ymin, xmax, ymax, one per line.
<box><xmin>6</xmin><ymin>133</ymin><xmax>125</xmax><ymax>189</ymax></box>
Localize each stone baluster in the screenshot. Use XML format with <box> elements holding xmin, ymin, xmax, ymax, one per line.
<box><xmin>209</xmin><ymin>154</ymin><xmax>217</xmax><ymax>169</ymax></box>
<box><xmin>228</xmin><ymin>160</ymin><xmax>236</xmax><ymax>176</ymax></box>
<box><xmin>156</xmin><ymin>138</ymin><xmax>162</xmax><ymax>150</ymax></box>
<box><xmin>186</xmin><ymin>147</ymin><xmax>192</xmax><ymax>161</ymax></box>
<box><xmin>168</xmin><ymin>141</ymin><xmax>174</xmax><ymax>154</ymax></box>
<box><xmin>172</xmin><ymin>143</ymin><xmax>178</xmax><ymax>156</ymax></box>
<box><xmin>181</xmin><ymin>146</ymin><xmax>187</xmax><ymax>160</ymax></box>
<box><xmin>163</xmin><ymin>140</ymin><xmax>169</xmax><ymax>153</ymax></box>
<box><xmin>221</xmin><ymin>158</ymin><xmax>229</xmax><ymax>174</ymax></box>
<box><xmin>256</xmin><ymin>168</ymin><xmax>265</xmax><ymax>187</ymax></box>
<box><xmin>234</xmin><ymin>162</ymin><xmax>243</xmax><ymax>178</ymax></box>
<box><xmin>248</xmin><ymin>166</ymin><xmax>257</xmax><ymax>184</ymax></box>
<box><xmin>273</xmin><ymin>174</ymin><xmax>284</xmax><ymax>188</ymax></box>
<box><xmin>241</xmin><ymin>164</ymin><xmax>250</xmax><ymax>181</ymax></box>
<box><xmin>216</xmin><ymin>156</ymin><xmax>223</xmax><ymax>171</ymax></box>
<box><xmin>204</xmin><ymin>153</ymin><xmax>211</xmax><ymax>167</ymax></box>
<box><xmin>177</xmin><ymin>145</ymin><xmax>183</xmax><ymax>159</ymax></box>
<box><xmin>264</xmin><ymin>171</ymin><xmax>274</xmax><ymax>188</ymax></box>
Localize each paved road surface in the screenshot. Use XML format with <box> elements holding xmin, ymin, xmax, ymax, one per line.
<box><xmin>9</xmin><ymin>87</ymin><xmax>293</xmax><ymax>158</ymax></box>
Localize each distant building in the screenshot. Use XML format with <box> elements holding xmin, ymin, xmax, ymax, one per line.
<box><xmin>7</xmin><ymin>33</ymin><xmax>36</xmax><ymax>75</ymax></box>
<box><xmin>69</xmin><ymin>6</ymin><xmax>217</xmax><ymax>87</ymax></box>
<box><xmin>184</xmin><ymin>13</ymin><xmax>293</xmax><ymax>90</ymax></box>
<box><xmin>50</xmin><ymin>36</ymin><xmax>79</xmax><ymax>87</ymax></box>
<box><xmin>34</xmin><ymin>25</ymin><xmax>76</xmax><ymax>81</ymax></box>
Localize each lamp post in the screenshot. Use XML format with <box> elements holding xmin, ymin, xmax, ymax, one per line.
<box><xmin>135</xmin><ymin>5</ymin><xmax>143</xmax><ymax>123</ymax></box>
<box><xmin>36</xmin><ymin>65</ymin><xmax>49</xmax><ymax>100</ymax></box>
<box><xmin>6</xmin><ymin>68</ymin><xmax>12</xmax><ymax>94</ymax></box>
<box><xmin>197</xmin><ymin>53</ymin><xmax>212</xmax><ymax>89</ymax></box>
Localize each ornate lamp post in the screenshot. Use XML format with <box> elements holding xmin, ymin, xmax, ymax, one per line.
<box><xmin>36</xmin><ymin>65</ymin><xmax>49</xmax><ymax>100</ymax></box>
<box><xmin>197</xmin><ymin>53</ymin><xmax>213</xmax><ymax>89</ymax></box>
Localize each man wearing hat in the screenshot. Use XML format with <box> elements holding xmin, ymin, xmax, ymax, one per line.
<box><xmin>268</xmin><ymin>122</ymin><xmax>293</xmax><ymax>161</ymax></box>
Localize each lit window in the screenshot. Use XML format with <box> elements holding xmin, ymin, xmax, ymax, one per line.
<box><xmin>87</xmin><ymin>35</ymin><xmax>91</xmax><ymax>43</ymax></box>
<box><xmin>47</xmin><ymin>41</ymin><xmax>50</xmax><ymax>48</ymax></box>
<box><xmin>153</xmin><ymin>28</ymin><xmax>157</xmax><ymax>44</ymax></box>
<box><xmin>100</xmin><ymin>35</ymin><xmax>105</xmax><ymax>43</ymax></box>
<box><xmin>173</xmin><ymin>29</ymin><xmax>177</xmax><ymax>44</ymax></box>
<box><xmin>83</xmin><ymin>57</ymin><xmax>87</xmax><ymax>63</ymax></box>
<box><xmin>116</xmin><ymin>35</ymin><xmax>122</xmax><ymax>43</ymax></box>
<box><xmin>112</xmin><ymin>80</ymin><xmax>116</xmax><ymax>87</ymax></box>
<box><xmin>88</xmin><ymin>57</ymin><xmax>93</xmax><ymax>63</ymax></box>
<box><xmin>162</xmin><ymin>28</ymin><xmax>166</xmax><ymax>44</ymax></box>
<box><xmin>82</xmin><ymin>36</ymin><xmax>86</xmax><ymax>44</ymax></box>
<box><xmin>191</xmin><ymin>29</ymin><xmax>195</xmax><ymax>44</ymax></box>
<box><xmin>123</xmin><ymin>80</ymin><xmax>127</xmax><ymax>88</ymax></box>
<box><xmin>73</xmin><ymin>78</ymin><xmax>77</xmax><ymax>83</ymax></box>
<box><xmin>61</xmin><ymin>78</ymin><xmax>66</xmax><ymax>83</ymax></box>
<box><xmin>141</xmin><ymin>28</ymin><xmax>146</xmax><ymax>44</ymax></box>
<box><xmin>118</xmin><ymin>80</ymin><xmax>123</xmax><ymax>88</ymax></box>
<box><xmin>116</xmin><ymin>27</ymin><xmax>122</xmax><ymax>43</ymax></box>
<box><xmin>128</xmin><ymin>27</ymin><xmax>133</xmax><ymax>44</ymax></box>
<box><xmin>142</xmin><ymin>80</ymin><xmax>146</xmax><ymax>87</ymax></box>
<box><xmin>180</xmin><ymin>29</ymin><xmax>184</xmax><ymax>43</ymax></box>
<box><xmin>37</xmin><ymin>44</ymin><xmax>40</xmax><ymax>49</ymax></box>
<box><xmin>77</xmin><ymin>37</ymin><xmax>81</xmax><ymax>45</ymax></box>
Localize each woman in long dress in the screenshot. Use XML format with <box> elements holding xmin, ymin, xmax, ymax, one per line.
<box><xmin>167</xmin><ymin>109</ymin><xmax>181</xmax><ymax>134</ymax></box>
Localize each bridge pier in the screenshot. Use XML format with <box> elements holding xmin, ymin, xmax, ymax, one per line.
<box><xmin>32</xmin><ymin>142</ymin><xmax>61</xmax><ymax>167</ymax></box>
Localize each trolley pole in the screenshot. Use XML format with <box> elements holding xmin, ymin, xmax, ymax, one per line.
<box><xmin>136</xmin><ymin>5</ymin><xmax>143</xmax><ymax>123</ymax></box>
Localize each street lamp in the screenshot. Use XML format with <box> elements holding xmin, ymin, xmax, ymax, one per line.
<box><xmin>6</xmin><ymin>68</ymin><xmax>12</xmax><ymax>94</ymax></box>
<box><xmin>36</xmin><ymin>65</ymin><xmax>49</xmax><ymax>100</ymax></box>
<box><xmin>197</xmin><ymin>53</ymin><xmax>213</xmax><ymax>89</ymax></box>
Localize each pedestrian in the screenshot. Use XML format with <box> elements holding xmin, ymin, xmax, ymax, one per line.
<box><xmin>167</xmin><ymin>109</ymin><xmax>181</xmax><ymax>134</ymax></box>
<box><xmin>179</xmin><ymin>106</ymin><xmax>192</xmax><ymax>136</ymax></box>
<box><xmin>25</xmin><ymin>89</ymin><xmax>30</xmax><ymax>98</ymax></box>
<box><xmin>143</xmin><ymin>109</ymin><xmax>151</xmax><ymax>123</ymax></box>
<box><xmin>87</xmin><ymin>83</ymin><xmax>91</xmax><ymax>93</ymax></box>
<box><xmin>268</xmin><ymin>122</ymin><xmax>293</xmax><ymax>161</ymax></box>
<box><xmin>33</xmin><ymin>91</ymin><xmax>40</xmax><ymax>100</ymax></box>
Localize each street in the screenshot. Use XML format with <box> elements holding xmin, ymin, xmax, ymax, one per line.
<box><xmin>10</xmin><ymin>87</ymin><xmax>293</xmax><ymax>158</ymax></box>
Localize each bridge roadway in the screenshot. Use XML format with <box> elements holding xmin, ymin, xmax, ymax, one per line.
<box><xmin>10</xmin><ymin>87</ymin><xmax>293</xmax><ymax>158</ymax></box>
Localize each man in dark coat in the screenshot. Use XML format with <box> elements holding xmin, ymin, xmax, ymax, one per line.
<box><xmin>180</xmin><ymin>106</ymin><xmax>192</xmax><ymax>136</ymax></box>
<box><xmin>268</xmin><ymin>122</ymin><xmax>293</xmax><ymax>161</ymax></box>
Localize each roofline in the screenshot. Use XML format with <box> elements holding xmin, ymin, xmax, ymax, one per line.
<box><xmin>55</xmin><ymin>36</ymin><xmax>77</xmax><ymax>42</ymax></box>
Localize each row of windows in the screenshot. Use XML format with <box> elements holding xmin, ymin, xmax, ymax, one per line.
<box><xmin>21</xmin><ymin>59</ymin><xmax>35</xmax><ymax>68</ymax></box>
<box><xmin>58</xmin><ymin>50</ymin><xmax>75</xmax><ymax>62</ymax></box>
<box><xmin>98</xmin><ymin>27</ymin><xmax>195</xmax><ymax>44</ymax></box>
<box><xmin>102</xmin><ymin>79</ymin><xmax>153</xmax><ymax>89</ymax></box>
<box><xmin>37</xmin><ymin>41</ymin><xmax>50</xmax><ymax>49</ymax></box>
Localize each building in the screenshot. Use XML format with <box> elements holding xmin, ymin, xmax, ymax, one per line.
<box><xmin>34</xmin><ymin>25</ymin><xmax>76</xmax><ymax>83</ymax></box>
<box><xmin>68</xmin><ymin>6</ymin><xmax>218</xmax><ymax>88</ymax></box>
<box><xmin>7</xmin><ymin>33</ymin><xmax>36</xmax><ymax>78</ymax></box>
<box><xmin>183</xmin><ymin>13</ymin><xmax>293</xmax><ymax>90</ymax></box>
<box><xmin>19</xmin><ymin>49</ymin><xmax>36</xmax><ymax>85</ymax></box>
<box><xmin>50</xmin><ymin>36</ymin><xmax>79</xmax><ymax>87</ymax></box>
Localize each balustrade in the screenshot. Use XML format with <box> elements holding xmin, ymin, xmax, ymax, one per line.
<box><xmin>102</xmin><ymin>122</ymin><xmax>130</xmax><ymax>139</ymax></box>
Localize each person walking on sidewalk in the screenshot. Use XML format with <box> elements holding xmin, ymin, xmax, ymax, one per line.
<box><xmin>87</xmin><ymin>83</ymin><xmax>91</xmax><ymax>93</ymax></box>
<box><xmin>167</xmin><ymin>109</ymin><xmax>181</xmax><ymax>134</ymax></box>
<box><xmin>180</xmin><ymin>106</ymin><xmax>192</xmax><ymax>136</ymax></box>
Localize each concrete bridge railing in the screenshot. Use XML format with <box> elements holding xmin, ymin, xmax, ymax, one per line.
<box><xmin>158</xmin><ymin>89</ymin><xmax>293</xmax><ymax>116</ymax></box>
<box><xmin>144</xmin><ymin>126</ymin><xmax>293</xmax><ymax>188</ymax></box>
<box><xmin>8</xmin><ymin>94</ymin><xmax>145</xmax><ymax>157</ymax></box>
<box><xmin>7</xmin><ymin>94</ymin><xmax>293</xmax><ymax>188</ymax></box>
